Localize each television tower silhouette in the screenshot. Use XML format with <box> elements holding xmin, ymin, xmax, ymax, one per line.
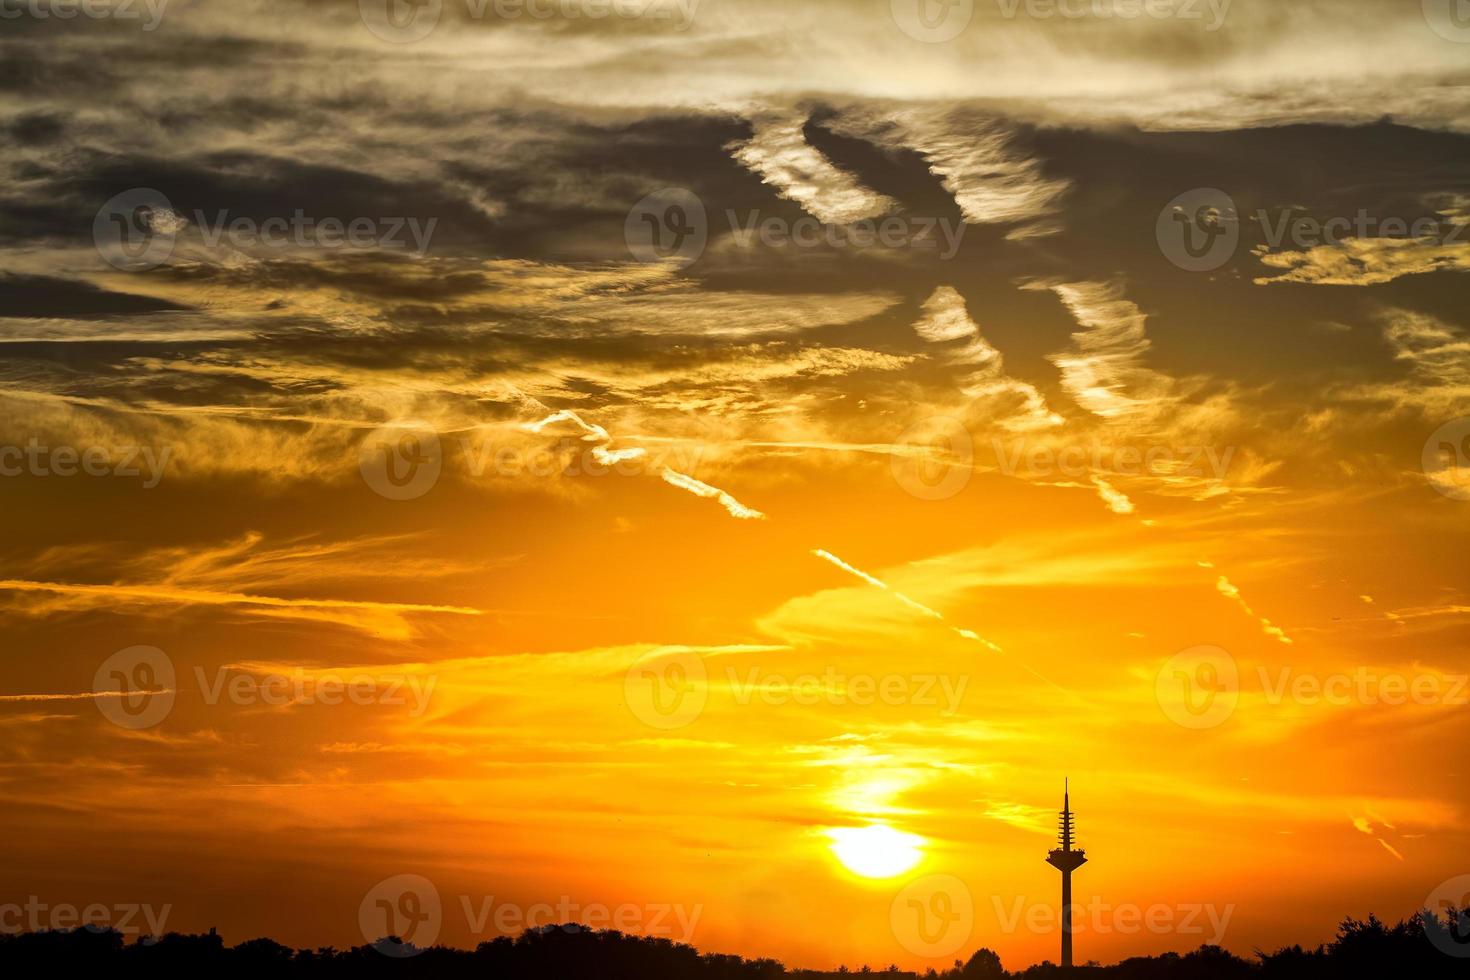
<box><xmin>1045</xmin><ymin>778</ymin><xmax>1087</xmax><ymax>968</ymax></box>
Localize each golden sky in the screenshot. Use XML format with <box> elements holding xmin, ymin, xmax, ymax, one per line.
<box><xmin>1</xmin><ymin>0</ymin><xmax>1468</xmax><ymax>970</ymax></box>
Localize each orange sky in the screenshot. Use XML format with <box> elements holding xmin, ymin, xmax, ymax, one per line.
<box><xmin>1</xmin><ymin>0</ymin><xmax>1469</xmax><ymax>971</ymax></box>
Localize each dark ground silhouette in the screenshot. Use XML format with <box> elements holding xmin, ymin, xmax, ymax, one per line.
<box><xmin>3</xmin><ymin>909</ymin><xmax>1466</xmax><ymax>979</ymax></box>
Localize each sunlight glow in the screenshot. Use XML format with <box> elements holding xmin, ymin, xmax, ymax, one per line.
<box><xmin>826</xmin><ymin>824</ymin><xmax>925</xmax><ymax>879</ymax></box>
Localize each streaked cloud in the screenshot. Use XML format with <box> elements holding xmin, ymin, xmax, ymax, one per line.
<box><xmin>729</xmin><ymin>108</ymin><xmax>897</xmax><ymax>224</ymax></box>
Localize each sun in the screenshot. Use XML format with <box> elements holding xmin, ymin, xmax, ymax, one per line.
<box><xmin>826</xmin><ymin>824</ymin><xmax>925</xmax><ymax>879</ymax></box>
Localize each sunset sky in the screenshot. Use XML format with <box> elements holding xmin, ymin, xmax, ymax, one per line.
<box><xmin>2</xmin><ymin>0</ymin><xmax>1469</xmax><ymax>970</ymax></box>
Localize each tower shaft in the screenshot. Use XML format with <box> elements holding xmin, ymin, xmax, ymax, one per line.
<box><xmin>1060</xmin><ymin>868</ymin><xmax>1074</xmax><ymax>968</ymax></box>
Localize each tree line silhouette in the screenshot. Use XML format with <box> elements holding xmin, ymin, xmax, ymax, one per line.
<box><xmin>2</xmin><ymin>908</ymin><xmax>1465</xmax><ymax>979</ymax></box>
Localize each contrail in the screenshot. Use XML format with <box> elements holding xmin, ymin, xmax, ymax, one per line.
<box><xmin>812</xmin><ymin>548</ymin><xmax>1004</xmax><ymax>653</ymax></box>
<box><xmin>521</xmin><ymin>408</ymin><xmax>1045</xmax><ymax>667</ymax></box>
<box><xmin>661</xmin><ymin>469</ymin><xmax>767</xmax><ymax>521</ymax></box>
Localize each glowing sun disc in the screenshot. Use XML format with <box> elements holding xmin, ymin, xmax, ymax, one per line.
<box><xmin>827</xmin><ymin>824</ymin><xmax>925</xmax><ymax>879</ymax></box>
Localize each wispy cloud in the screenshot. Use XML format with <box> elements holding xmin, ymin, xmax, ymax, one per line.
<box><xmin>729</xmin><ymin>108</ymin><xmax>896</xmax><ymax>225</ymax></box>
<box><xmin>661</xmin><ymin>468</ymin><xmax>767</xmax><ymax>521</ymax></box>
